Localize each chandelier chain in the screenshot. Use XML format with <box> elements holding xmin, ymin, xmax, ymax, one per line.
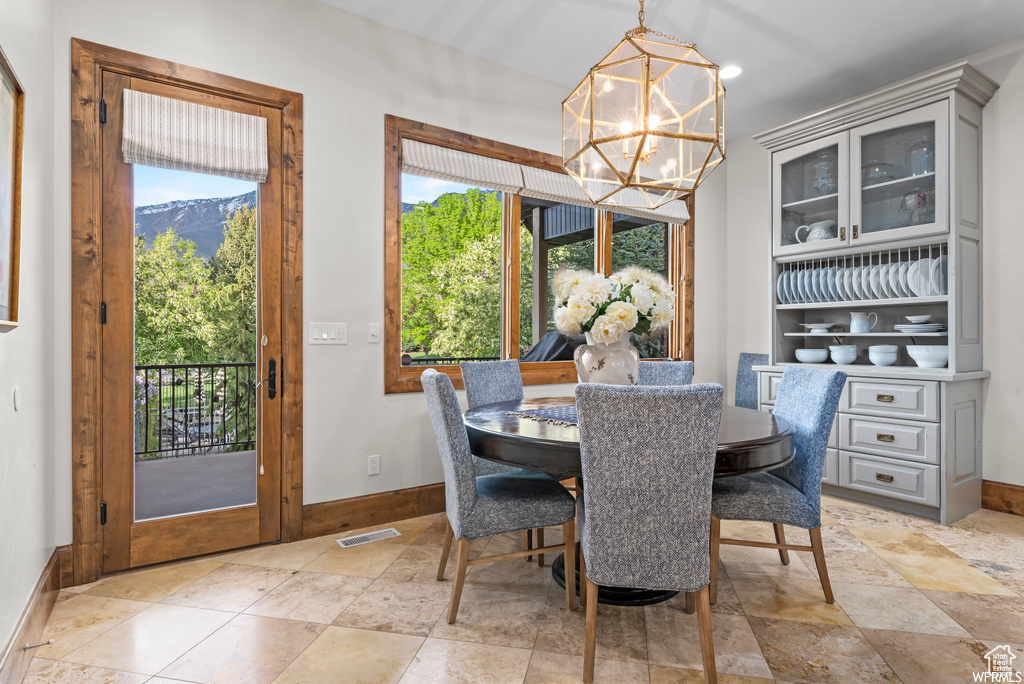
<box><xmin>625</xmin><ymin>0</ymin><xmax>695</xmax><ymax>48</ymax></box>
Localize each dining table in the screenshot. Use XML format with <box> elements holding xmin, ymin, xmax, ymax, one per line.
<box><xmin>463</xmin><ymin>396</ymin><xmax>795</xmax><ymax>606</ymax></box>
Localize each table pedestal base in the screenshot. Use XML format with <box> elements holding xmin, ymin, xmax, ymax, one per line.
<box><xmin>551</xmin><ymin>545</ymin><xmax>678</xmax><ymax>606</ymax></box>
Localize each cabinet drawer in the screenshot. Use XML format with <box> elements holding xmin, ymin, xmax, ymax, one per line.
<box><xmin>822</xmin><ymin>448</ymin><xmax>839</xmax><ymax>485</ymax></box>
<box><xmin>841</xmin><ymin>378</ymin><xmax>939</xmax><ymax>421</ymax></box>
<box><xmin>839</xmin><ymin>451</ymin><xmax>939</xmax><ymax>507</ymax></box>
<box><xmin>839</xmin><ymin>414</ymin><xmax>939</xmax><ymax>464</ymax></box>
<box><xmin>759</xmin><ymin>373</ymin><xmax>783</xmax><ymax>406</ymax></box>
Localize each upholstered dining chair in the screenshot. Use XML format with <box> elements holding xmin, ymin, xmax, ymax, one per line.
<box><xmin>735</xmin><ymin>353</ymin><xmax>768</xmax><ymax>410</ymax></box>
<box><xmin>710</xmin><ymin>366</ymin><xmax>846</xmax><ymax>605</ymax></box>
<box><xmin>637</xmin><ymin>359</ymin><xmax>694</xmax><ymax>386</ymax></box>
<box><xmin>421</xmin><ymin>369</ymin><xmax>578</xmax><ymax>622</ymax></box>
<box><xmin>575</xmin><ymin>382</ymin><xmax>725</xmax><ymax>684</ymax></box>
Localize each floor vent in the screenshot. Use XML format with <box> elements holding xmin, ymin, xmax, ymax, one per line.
<box><xmin>336</xmin><ymin>527</ymin><xmax>401</xmax><ymax>548</ymax></box>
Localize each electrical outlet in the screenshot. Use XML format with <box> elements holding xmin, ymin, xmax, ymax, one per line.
<box><xmin>367</xmin><ymin>454</ymin><xmax>380</xmax><ymax>476</ymax></box>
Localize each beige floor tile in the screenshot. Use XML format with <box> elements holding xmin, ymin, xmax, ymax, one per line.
<box><xmin>718</xmin><ymin>520</ymin><xmax>777</xmax><ymax>543</ymax></box>
<box><xmin>924</xmin><ymin>590</ymin><xmax>1024</xmax><ymax>642</ymax></box>
<box><xmin>862</xmin><ymin>628</ymin><xmax>991</xmax><ymax>684</ymax></box>
<box><xmin>825</xmin><ymin>504</ymin><xmax>943</xmax><ymax>531</ymax></box>
<box><xmin>649</xmin><ymin>665</ymin><xmax>774</xmax><ymax>683</ymax></box>
<box><xmin>161</xmin><ymin>563</ymin><xmax>295</xmax><ymax>612</ymax></box>
<box><xmin>22</xmin><ymin>658</ymin><xmax>149</xmax><ymax>684</ymax></box>
<box><xmin>814</xmin><ymin>524</ymin><xmax>873</xmax><ymax>552</ymax></box>
<box><xmin>429</xmin><ymin>588</ymin><xmax>547</xmax><ymax>649</ymax></box>
<box><xmin>848</xmin><ymin>526</ymin><xmax>961</xmax><ymax>558</ymax></box>
<box><xmin>398</xmin><ymin>637</ymin><xmax>532</xmax><ymax>684</ymax></box>
<box><xmin>719</xmin><ymin>544</ymin><xmax>815</xmax><ymax>580</ymax></box>
<box><xmin>926</xmin><ymin>524</ymin><xmax>1024</xmax><ymax>568</ymax></box>
<box><xmin>645</xmin><ymin>603</ymin><xmax>772</xmax><ymax>679</ymax></box>
<box><xmin>200</xmin><ymin>550</ymin><xmax>245</xmax><ymax>563</ymax></box>
<box><xmin>534</xmin><ymin>594</ymin><xmax>647</xmax><ymax>662</ymax></box>
<box><xmin>970</xmin><ymin>559</ymin><xmax>1024</xmax><ymax>596</ymax></box>
<box><xmin>981</xmin><ymin>641</ymin><xmax>1024</xmax><ymax>675</ymax></box>
<box><xmin>382</xmin><ymin>543</ymin><xmax>457</xmax><ymax>585</ymax></box>
<box><xmin>818</xmin><ymin>509</ymin><xmax>838</xmax><ymax>526</ymax></box>
<box><xmin>33</xmin><ymin>593</ymin><xmax>151</xmax><ymax>659</ymax></box>
<box><xmin>334</xmin><ymin>577</ymin><xmax>451</xmax><ymax>636</ymax></box>
<box><xmin>244</xmin><ymin>570</ymin><xmax>370</xmax><ymax>624</ymax></box>
<box><xmin>831</xmin><ymin>583</ymin><xmax>969</xmax><ymax>636</ymax></box>
<box><xmin>160</xmin><ymin>614</ymin><xmax>325</xmax><ymax>683</ymax></box>
<box><xmin>729</xmin><ymin>575</ymin><xmax>853</xmax><ymax>626</ymax></box>
<box><xmin>84</xmin><ymin>560</ymin><xmax>224</xmax><ymax>603</ymax></box>
<box><xmin>881</xmin><ymin>553</ymin><xmax>1018</xmax><ymax>595</ymax></box>
<box><xmin>148</xmin><ymin>679</ymin><xmax>200</xmax><ymax>683</ymax></box>
<box><xmin>748</xmin><ymin>617</ymin><xmax>899</xmax><ymax>682</ymax></box>
<box><xmin>231</xmin><ymin>537</ymin><xmax>337</xmax><ymax>571</ymax></box>
<box><xmin>272</xmin><ymin>625</ymin><xmax>422</xmax><ymax>684</ymax></box>
<box><xmin>302</xmin><ymin>540</ymin><xmax>407</xmax><ymax>578</ymax></box>
<box><xmin>964</xmin><ymin>508</ymin><xmax>1024</xmax><ymax>539</ymax></box>
<box><xmin>794</xmin><ymin>549</ymin><xmax>912</xmax><ymax>587</ymax></box>
<box><xmin>464</xmin><ymin>554</ymin><xmax>557</xmax><ymax>596</ymax></box>
<box><xmin>524</xmin><ymin>650</ymin><xmax>650</xmax><ymax>683</ymax></box>
<box><xmin>708</xmin><ymin>574</ymin><xmax>748</xmax><ymax>616</ymax></box>
<box><xmin>62</xmin><ymin>603</ymin><xmax>232</xmax><ymax>675</ymax></box>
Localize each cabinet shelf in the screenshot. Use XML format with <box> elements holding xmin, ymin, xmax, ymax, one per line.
<box><xmin>784</xmin><ymin>332</ymin><xmax>948</xmax><ymax>337</ymax></box>
<box><xmin>777</xmin><ymin>295</ymin><xmax>948</xmax><ymax>310</ymax></box>
<box><xmin>781</xmin><ymin>193</ymin><xmax>839</xmax><ymax>216</ymax></box>
<box><xmin>862</xmin><ymin>172</ymin><xmax>935</xmax><ymax>203</ymax></box>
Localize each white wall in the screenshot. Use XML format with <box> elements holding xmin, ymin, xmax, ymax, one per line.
<box><xmin>721</xmin><ymin>36</ymin><xmax>1024</xmax><ymax>487</ymax></box>
<box><xmin>0</xmin><ymin>0</ymin><xmax>57</xmax><ymax>649</ymax></box>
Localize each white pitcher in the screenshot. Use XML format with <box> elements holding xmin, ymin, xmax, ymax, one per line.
<box><xmin>850</xmin><ymin>311</ymin><xmax>877</xmax><ymax>333</ymax></box>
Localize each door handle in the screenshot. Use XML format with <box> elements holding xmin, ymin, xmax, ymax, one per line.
<box><xmin>267</xmin><ymin>358</ymin><xmax>277</xmax><ymax>400</ymax></box>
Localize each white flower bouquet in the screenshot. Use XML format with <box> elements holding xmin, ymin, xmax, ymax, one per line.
<box><xmin>551</xmin><ymin>265</ymin><xmax>675</xmax><ymax>345</ymax></box>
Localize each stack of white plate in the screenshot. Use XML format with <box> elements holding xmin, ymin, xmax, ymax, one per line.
<box><xmin>776</xmin><ymin>255</ymin><xmax>949</xmax><ymax>305</ymax></box>
<box><xmin>893</xmin><ymin>323</ymin><xmax>946</xmax><ymax>334</ymax></box>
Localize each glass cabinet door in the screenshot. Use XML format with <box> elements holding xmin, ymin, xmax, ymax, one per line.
<box><xmin>772</xmin><ymin>132</ymin><xmax>849</xmax><ymax>255</ymax></box>
<box><xmin>850</xmin><ymin>101</ymin><xmax>948</xmax><ymax>245</ymax></box>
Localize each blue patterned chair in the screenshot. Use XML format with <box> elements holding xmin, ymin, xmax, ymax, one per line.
<box><xmin>710</xmin><ymin>366</ymin><xmax>846</xmax><ymax>605</ymax></box>
<box><xmin>421</xmin><ymin>369</ymin><xmax>578</xmax><ymax>622</ymax></box>
<box><xmin>735</xmin><ymin>353</ymin><xmax>768</xmax><ymax>410</ymax></box>
<box><xmin>637</xmin><ymin>360</ymin><xmax>694</xmax><ymax>386</ymax></box>
<box><xmin>576</xmin><ymin>382</ymin><xmax>724</xmax><ymax>684</ymax></box>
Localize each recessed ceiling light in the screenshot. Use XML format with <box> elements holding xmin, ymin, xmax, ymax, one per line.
<box><xmin>720</xmin><ymin>65</ymin><xmax>742</xmax><ymax>80</ymax></box>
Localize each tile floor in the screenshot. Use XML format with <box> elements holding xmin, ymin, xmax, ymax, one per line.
<box><xmin>25</xmin><ymin>495</ymin><xmax>1024</xmax><ymax>683</ymax></box>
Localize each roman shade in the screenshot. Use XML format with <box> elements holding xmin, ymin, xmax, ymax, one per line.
<box><xmin>401</xmin><ymin>139</ymin><xmax>689</xmax><ymax>224</ymax></box>
<box><xmin>122</xmin><ymin>89</ymin><xmax>269</xmax><ymax>183</ymax></box>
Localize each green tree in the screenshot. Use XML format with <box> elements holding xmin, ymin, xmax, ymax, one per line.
<box><xmin>210</xmin><ymin>206</ymin><xmax>258</xmax><ymax>363</ymax></box>
<box><xmin>134</xmin><ymin>229</ymin><xmax>217</xmax><ymax>365</ymax></box>
<box><xmin>430</xmin><ymin>231</ymin><xmax>502</xmax><ymax>357</ymax></box>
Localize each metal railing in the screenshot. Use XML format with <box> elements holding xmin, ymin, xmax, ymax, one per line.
<box><xmin>400</xmin><ymin>354</ymin><xmax>499</xmax><ymax>366</ymax></box>
<box><xmin>135</xmin><ymin>362</ymin><xmax>257</xmax><ymax>461</ymax></box>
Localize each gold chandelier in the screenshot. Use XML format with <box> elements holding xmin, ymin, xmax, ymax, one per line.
<box><xmin>562</xmin><ymin>0</ymin><xmax>726</xmax><ymax>210</ymax></box>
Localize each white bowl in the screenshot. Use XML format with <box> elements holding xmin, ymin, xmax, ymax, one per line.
<box><xmin>868</xmin><ymin>344</ymin><xmax>898</xmax><ymax>353</ymax></box>
<box><xmin>829</xmin><ymin>344</ymin><xmax>857</xmax><ymax>353</ymax></box>
<box><xmin>795</xmin><ymin>349</ymin><xmax>828</xmax><ymax>363</ymax></box>
<box><xmin>907</xmin><ymin>345</ymin><xmax>948</xmax><ymax>368</ymax></box>
<box><xmin>906</xmin><ymin>315</ymin><xmax>932</xmax><ymax>323</ymax></box>
<box><xmin>868</xmin><ymin>352</ymin><xmax>898</xmax><ymax>367</ymax></box>
<box><xmin>831</xmin><ymin>349</ymin><xmax>858</xmax><ymax>365</ymax></box>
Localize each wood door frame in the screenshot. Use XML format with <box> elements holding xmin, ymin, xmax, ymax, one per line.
<box><xmin>70</xmin><ymin>38</ymin><xmax>303</xmax><ymax>584</ymax></box>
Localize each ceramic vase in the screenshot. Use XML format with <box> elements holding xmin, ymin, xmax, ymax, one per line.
<box><xmin>573</xmin><ymin>333</ymin><xmax>640</xmax><ymax>385</ymax></box>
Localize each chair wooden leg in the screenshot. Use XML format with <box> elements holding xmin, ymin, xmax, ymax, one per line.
<box><xmin>524</xmin><ymin>529</ymin><xmax>533</xmax><ymax>561</ymax></box>
<box><xmin>583</xmin><ymin>577</ymin><xmax>599</xmax><ymax>684</ymax></box>
<box><xmin>537</xmin><ymin>528</ymin><xmax>545</xmax><ymax>567</ymax></box>
<box><xmin>809</xmin><ymin>526</ymin><xmax>835</xmax><ymax>604</ymax></box>
<box><xmin>579</xmin><ymin>549</ymin><xmax>588</xmax><ymax>608</ymax></box>
<box><xmin>563</xmin><ymin>519</ymin><xmax>576</xmax><ymax>610</ymax></box>
<box><xmin>436</xmin><ymin>520</ymin><xmax>454</xmax><ymax>581</ymax></box>
<box><xmin>447</xmin><ymin>538</ymin><xmax>472</xmax><ymax>624</ymax></box>
<box><xmin>684</xmin><ymin>591</ymin><xmax>696</xmax><ymax>614</ymax></box>
<box><xmin>774</xmin><ymin>523</ymin><xmax>790</xmax><ymax>565</ymax></box>
<box><xmin>695</xmin><ymin>585</ymin><xmax>717</xmax><ymax>683</ymax></box>
<box><xmin>709</xmin><ymin>515</ymin><xmax>721</xmax><ymax>605</ymax></box>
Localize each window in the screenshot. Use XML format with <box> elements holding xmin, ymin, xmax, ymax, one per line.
<box><xmin>384</xmin><ymin>115</ymin><xmax>695</xmax><ymax>393</ymax></box>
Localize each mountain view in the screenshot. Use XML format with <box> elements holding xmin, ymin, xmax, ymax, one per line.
<box><xmin>135</xmin><ymin>190</ymin><xmax>258</xmax><ymax>259</ymax></box>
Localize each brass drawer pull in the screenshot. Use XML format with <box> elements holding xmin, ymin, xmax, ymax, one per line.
<box><xmin>876</xmin><ymin>473</ymin><xmax>894</xmax><ymax>483</ymax></box>
<box><xmin>840</xmin><ymin>226</ymin><xmax>846</xmax><ymax>240</ymax></box>
<box><xmin>877</xmin><ymin>433</ymin><xmax>895</xmax><ymax>443</ymax></box>
<box><xmin>876</xmin><ymin>394</ymin><xmax>895</xmax><ymax>403</ymax></box>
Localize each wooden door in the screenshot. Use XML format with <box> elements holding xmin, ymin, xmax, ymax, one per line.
<box><xmin>99</xmin><ymin>73</ymin><xmax>283</xmax><ymax>570</ymax></box>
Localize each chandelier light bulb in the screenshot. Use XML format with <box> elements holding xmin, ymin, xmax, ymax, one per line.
<box><xmin>619</xmin><ymin>121</ymin><xmax>633</xmax><ymax>134</ymax></box>
<box><xmin>648</xmin><ymin>114</ymin><xmax>660</xmax><ymax>128</ymax></box>
<box><xmin>719</xmin><ymin>65</ymin><xmax>742</xmax><ymax>79</ymax></box>
<box><xmin>602</xmin><ymin>78</ymin><xmax>614</xmax><ymax>92</ymax></box>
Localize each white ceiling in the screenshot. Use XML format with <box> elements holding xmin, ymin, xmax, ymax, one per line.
<box><xmin>318</xmin><ymin>0</ymin><xmax>1024</xmax><ymax>138</ymax></box>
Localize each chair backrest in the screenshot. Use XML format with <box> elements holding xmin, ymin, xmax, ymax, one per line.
<box><xmin>735</xmin><ymin>352</ymin><xmax>768</xmax><ymax>409</ymax></box>
<box><xmin>421</xmin><ymin>369</ymin><xmax>477</xmax><ymax>537</ymax></box>
<box><xmin>769</xmin><ymin>367</ymin><xmax>846</xmax><ymax>503</ymax></box>
<box><xmin>460</xmin><ymin>359</ymin><xmax>524</xmax><ymax>409</ymax></box>
<box><xmin>638</xmin><ymin>360</ymin><xmax>694</xmax><ymax>386</ymax></box>
<box><xmin>575</xmin><ymin>382</ymin><xmax>725</xmax><ymax>592</ymax></box>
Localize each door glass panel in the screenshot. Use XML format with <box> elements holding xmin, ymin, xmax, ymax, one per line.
<box><xmin>779</xmin><ymin>144</ymin><xmax>841</xmax><ymax>248</ymax></box>
<box><xmin>611</xmin><ymin>215</ymin><xmax>668</xmax><ymax>358</ymax></box>
<box><xmin>519</xmin><ymin>199</ymin><xmax>594</xmax><ymax>361</ymax></box>
<box><xmin>860</xmin><ymin>121</ymin><xmax>936</xmax><ymax>235</ymax></box>
<box><xmin>133</xmin><ymin>165</ymin><xmax>259</xmax><ymax>521</ymax></box>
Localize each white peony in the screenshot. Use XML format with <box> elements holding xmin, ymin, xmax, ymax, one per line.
<box><xmin>629</xmin><ymin>284</ymin><xmax>655</xmax><ymax>315</ymax></box>
<box><xmin>606</xmin><ymin>301</ymin><xmax>639</xmax><ymax>331</ymax></box>
<box><xmin>554</xmin><ymin>306</ymin><xmax>581</xmax><ymax>335</ymax></box>
<box><xmin>551</xmin><ymin>266</ymin><xmax>585</xmax><ymax>306</ymax></box>
<box><xmin>566</xmin><ymin>294</ymin><xmax>597</xmax><ymax>325</ymax></box>
<box><xmin>650</xmin><ymin>299</ymin><xmax>674</xmax><ymax>331</ymax></box>
<box><xmin>590</xmin><ymin>315</ymin><xmax>627</xmax><ymax>344</ymax></box>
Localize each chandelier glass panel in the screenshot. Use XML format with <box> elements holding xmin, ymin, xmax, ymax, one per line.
<box><xmin>562</xmin><ymin>12</ymin><xmax>725</xmax><ymax>210</ymax></box>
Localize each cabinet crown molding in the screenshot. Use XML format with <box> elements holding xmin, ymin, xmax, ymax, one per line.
<box><xmin>754</xmin><ymin>61</ymin><xmax>999</xmax><ymax>152</ymax></box>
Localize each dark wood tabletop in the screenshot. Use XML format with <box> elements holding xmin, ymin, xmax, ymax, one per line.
<box><xmin>464</xmin><ymin>397</ymin><xmax>794</xmax><ymax>480</ymax></box>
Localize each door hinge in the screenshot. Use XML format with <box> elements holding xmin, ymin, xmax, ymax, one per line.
<box><xmin>100</xmin><ymin>301</ymin><xmax>107</xmax><ymax>324</ymax></box>
<box><xmin>100</xmin><ymin>502</ymin><xmax>107</xmax><ymax>526</ymax></box>
<box><xmin>99</xmin><ymin>98</ymin><xmax>107</xmax><ymax>124</ymax></box>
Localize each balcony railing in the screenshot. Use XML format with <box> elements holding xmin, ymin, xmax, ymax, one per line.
<box><xmin>400</xmin><ymin>354</ymin><xmax>499</xmax><ymax>366</ymax></box>
<box><xmin>135</xmin><ymin>362</ymin><xmax>257</xmax><ymax>461</ymax></box>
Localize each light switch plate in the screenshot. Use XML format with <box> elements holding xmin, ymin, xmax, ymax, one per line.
<box><xmin>310</xmin><ymin>322</ymin><xmax>348</xmax><ymax>345</ymax></box>
<box><xmin>368</xmin><ymin>323</ymin><xmax>381</xmax><ymax>343</ymax></box>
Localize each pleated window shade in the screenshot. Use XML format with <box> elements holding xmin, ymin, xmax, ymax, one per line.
<box><xmin>400</xmin><ymin>139</ymin><xmax>689</xmax><ymax>224</ymax></box>
<box><xmin>122</xmin><ymin>89</ymin><xmax>269</xmax><ymax>183</ymax></box>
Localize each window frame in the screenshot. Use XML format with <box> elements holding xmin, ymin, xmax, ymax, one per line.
<box><xmin>384</xmin><ymin>115</ymin><xmax>695</xmax><ymax>394</ymax></box>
